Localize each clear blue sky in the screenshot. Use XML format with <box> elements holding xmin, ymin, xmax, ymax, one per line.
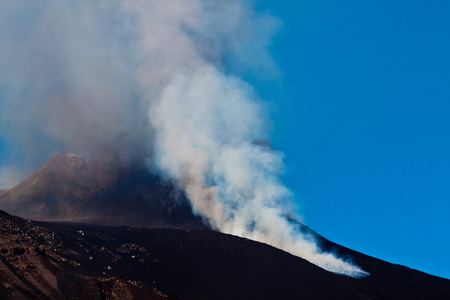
<box><xmin>255</xmin><ymin>1</ymin><xmax>450</xmax><ymax>279</ymax></box>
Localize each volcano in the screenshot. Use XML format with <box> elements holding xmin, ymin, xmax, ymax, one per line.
<box><xmin>0</xmin><ymin>152</ymin><xmax>202</xmax><ymax>229</ymax></box>
<box><xmin>0</xmin><ymin>210</ymin><xmax>449</xmax><ymax>299</ymax></box>
<box><xmin>0</xmin><ymin>153</ymin><xmax>449</xmax><ymax>299</ymax></box>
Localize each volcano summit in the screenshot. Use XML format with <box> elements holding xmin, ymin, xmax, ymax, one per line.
<box><xmin>0</xmin><ymin>153</ymin><xmax>449</xmax><ymax>299</ymax></box>
<box><xmin>0</xmin><ymin>152</ymin><xmax>201</xmax><ymax>229</ymax></box>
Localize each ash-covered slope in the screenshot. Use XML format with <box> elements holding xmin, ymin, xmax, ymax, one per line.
<box><xmin>0</xmin><ymin>152</ymin><xmax>202</xmax><ymax>229</ymax></box>
<box><xmin>1</xmin><ymin>152</ymin><xmax>450</xmax><ymax>299</ymax></box>
<box><xmin>0</xmin><ymin>209</ymin><xmax>449</xmax><ymax>300</ymax></box>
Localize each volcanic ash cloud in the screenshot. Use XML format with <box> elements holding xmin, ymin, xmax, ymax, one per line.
<box><xmin>0</xmin><ymin>0</ymin><xmax>368</xmax><ymax>278</ymax></box>
<box><xmin>127</xmin><ymin>0</ymin><xmax>368</xmax><ymax>278</ymax></box>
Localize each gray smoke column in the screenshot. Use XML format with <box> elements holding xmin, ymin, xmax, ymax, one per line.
<box><xmin>0</xmin><ymin>0</ymin><xmax>368</xmax><ymax>277</ymax></box>
<box><xmin>0</xmin><ymin>1</ymin><xmax>149</xmax><ymax>172</ymax></box>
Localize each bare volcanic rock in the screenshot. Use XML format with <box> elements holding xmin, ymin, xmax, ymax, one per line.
<box><xmin>0</xmin><ymin>152</ymin><xmax>202</xmax><ymax>229</ymax></box>
<box><xmin>0</xmin><ymin>209</ymin><xmax>164</xmax><ymax>299</ymax></box>
<box><xmin>1</xmin><ymin>153</ymin><xmax>450</xmax><ymax>299</ymax></box>
<box><xmin>0</xmin><ymin>209</ymin><xmax>449</xmax><ymax>299</ymax></box>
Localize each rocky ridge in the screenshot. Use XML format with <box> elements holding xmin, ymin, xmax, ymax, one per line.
<box><xmin>0</xmin><ymin>208</ymin><xmax>449</xmax><ymax>299</ymax></box>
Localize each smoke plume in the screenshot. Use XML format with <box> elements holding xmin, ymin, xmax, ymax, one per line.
<box><xmin>0</xmin><ymin>0</ymin><xmax>368</xmax><ymax>277</ymax></box>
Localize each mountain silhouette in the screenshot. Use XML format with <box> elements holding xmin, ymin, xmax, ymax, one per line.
<box><xmin>0</xmin><ymin>152</ymin><xmax>202</xmax><ymax>229</ymax></box>
<box><xmin>0</xmin><ymin>208</ymin><xmax>449</xmax><ymax>299</ymax></box>
<box><xmin>0</xmin><ymin>153</ymin><xmax>449</xmax><ymax>299</ymax></box>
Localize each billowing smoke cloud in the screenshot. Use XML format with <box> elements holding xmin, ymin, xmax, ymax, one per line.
<box><xmin>0</xmin><ymin>1</ymin><xmax>149</xmax><ymax>172</ymax></box>
<box><xmin>0</xmin><ymin>0</ymin><xmax>368</xmax><ymax>277</ymax></box>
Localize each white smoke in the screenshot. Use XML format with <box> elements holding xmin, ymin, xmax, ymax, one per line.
<box><xmin>0</xmin><ymin>1</ymin><xmax>149</xmax><ymax>168</ymax></box>
<box><xmin>124</xmin><ymin>0</ymin><xmax>368</xmax><ymax>278</ymax></box>
<box><xmin>0</xmin><ymin>0</ymin><xmax>368</xmax><ymax>277</ymax></box>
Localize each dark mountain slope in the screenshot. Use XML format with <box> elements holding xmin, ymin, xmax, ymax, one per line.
<box><xmin>0</xmin><ymin>152</ymin><xmax>202</xmax><ymax>229</ymax></box>
<box><xmin>1</xmin><ymin>153</ymin><xmax>450</xmax><ymax>299</ymax></box>
<box><xmin>0</xmin><ymin>209</ymin><xmax>449</xmax><ymax>299</ymax></box>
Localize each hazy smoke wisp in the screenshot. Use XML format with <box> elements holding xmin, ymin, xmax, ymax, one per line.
<box><xmin>0</xmin><ymin>0</ymin><xmax>368</xmax><ymax>278</ymax></box>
